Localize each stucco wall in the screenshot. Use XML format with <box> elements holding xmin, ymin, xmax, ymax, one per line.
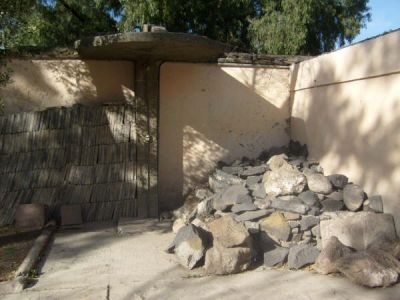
<box><xmin>291</xmin><ymin>30</ymin><xmax>400</xmax><ymax>233</ymax></box>
<box><xmin>160</xmin><ymin>63</ymin><xmax>290</xmax><ymax>209</ymax></box>
<box><xmin>1</xmin><ymin>59</ymin><xmax>135</xmax><ymax>113</ymax></box>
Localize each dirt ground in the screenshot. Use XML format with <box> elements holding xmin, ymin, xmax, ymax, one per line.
<box><xmin>0</xmin><ymin>226</ymin><xmax>40</xmax><ymax>282</ymax></box>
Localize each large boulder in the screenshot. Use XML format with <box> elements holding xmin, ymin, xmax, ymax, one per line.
<box><xmin>288</xmin><ymin>244</ymin><xmax>320</xmax><ymax>269</ymax></box>
<box><xmin>303</xmin><ymin>169</ymin><xmax>333</xmax><ymax>195</ymax></box>
<box><xmin>263</xmin><ymin>163</ymin><xmax>307</xmax><ymax>196</ymax></box>
<box><xmin>314</xmin><ymin>236</ymin><xmax>353</xmax><ymax>274</ymax></box>
<box><xmin>208</xmin><ymin>215</ymin><xmax>250</xmax><ymax>248</ymax></box>
<box><xmin>259</xmin><ymin>212</ymin><xmax>291</xmax><ymax>242</ymax></box>
<box><xmin>336</xmin><ymin>251</ymin><xmax>399</xmax><ymax>287</ymax></box>
<box><xmin>267</xmin><ymin>154</ymin><xmax>288</xmax><ymax>171</ymax></box>
<box><xmin>343</xmin><ymin>184</ymin><xmax>365</xmax><ymax>211</ymax></box>
<box><xmin>204</xmin><ymin>240</ymin><xmax>252</xmax><ymax>275</ymax></box>
<box><xmin>320</xmin><ymin>212</ymin><xmax>397</xmax><ymax>250</ymax></box>
<box><xmin>167</xmin><ymin>224</ymin><xmax>210</xmax><ymax>269</ymax></box>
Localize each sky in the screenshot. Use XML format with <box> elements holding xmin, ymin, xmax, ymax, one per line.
<box><xmin>353</xmin><ymin>0</ymin><xmax>400</xmax><ymax>43</ymax></box>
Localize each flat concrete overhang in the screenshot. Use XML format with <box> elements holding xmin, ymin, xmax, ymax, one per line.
<box><xmin>74</xmin><ymin>32</ymin><xmax>231</xmax><ymax>62</ymax></box>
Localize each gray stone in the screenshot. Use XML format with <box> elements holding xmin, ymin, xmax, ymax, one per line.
<box><xmin>320</xmin><ymin>212</ymin><xmax>397</xmax><ymax>250</ymax></box>
<box><xmin>321</xmin><ymin>199</ymin><xmax>344</xmax><ymax>212</ymax></box>
<box><xmin>259</xmin><ymin>212</ymin><xmax>291</xmax><ymax>242</ymax></box>
<box><xmin>336</xmin><ymin>251</ymin><xmax>398</xmax><ymax>287</ymax></box>
<box><xmin>264</xmin><ymin>246</ymin><xmax>289</xmax><ymax>267</ymax></box>
<box><xmin>314</xmin><ymin>236</ymin><xmax>352</xmax><ymax>274</ymax></box>
<box><xmin>196</xmin><ymin>198</ymin><xmax>213</xmax><ymax>217</ymax></box>
<box><xmin>367</xmin><ymin>235</ymin><xmax>400</xmax><ymax>259</ymax></box>
<box><xmin>246</xmin><ymin>175</ymin><xmax>262</xmax><ymax>187</ymax></box>
<box><xmin>204</xmin><ymin>240</ymin><xmax>252</xmax><ymax>275</ymax></box>
<box><xmin>168</xmin><ymin>224</ymin><xmax>209</xmax><ymax>269</ymax></box>
<box><xmin>234</xmin><ymin>209</ymin><xmax>273</xmax><ymax>222</ymax></box>
<box><xmin>195</xmin><ymin>188</ymin><xmax>213</xmax><ymax>200</ymax></box>
<box><xmin>221</xmin><ymin>166</ymin><xmax>244</xmax><ymax>175</ymax></box>
<box><xmin>298</xmin><ymin>191</ymin><xmax>320</xmax><ymax>207</ymax></box>
<box><xmin>283</xmin><ymin>212</ymin><xmax>301</xmax><ymax>220</ymax></box>
<box><xmin>278</xmin><ymin>195</ymin><xmax>298</xmax><ymax>201</ymax></box>
<box><xmin>311</xmin><ymin>225</ymin><xmax>321</xmax><ymax>238</ymax></box>
<box><xmin>343</xmin><ymin>184</ymin><xmax>365</xmax><ymax>211</ymax></box>
<box><xmin>244</xmin><ymin>221</ymin><xmax>260</xmax><ymax>234</ymax></box>
<box><xmin>213</xmin><ymin>185</ymin><xmax>249</xmax><ymax>211</ymax></box>
<box><xmin>310</xmin><ymin>164</ymin><xmax>324</xmax><ymax>174</ymax></box>
<box><xmin>328</xmin><ymin>174</ymin><xmax>348</xmax><ymax>189</ymax></box>
<box><xmin>300</xmin><ymin>215</ymin><xmax>319</xmax><ymax>231</ymax></box>
<box><xmin>263</xmin><ymin>164</ymin><xmax>307</xmax><ymax>196</ymax></box>
<box><xmin>326</xmin><ymin>191</ymin><xmax>343</xmax><ymax>201</ymax></box>
<box><xmin>252</xmin><ymin>183</ymin><xmax>266</xmax><ymax>199</ymax></box>
<box><xmin>231</xmin><ymin>202</ymin><xmax>257</xmax><ymax>213</ymax></box>
<box><xmin>267</xmin><ymin>154</ymin><xmax>288</xmax><ymax>171</ymax></box>
<box><xmin>288</xmin><ymin>220</ymin><xmax>300</xmax><ymax>228</ymax></box>
<box><xmin>368</xmin><ymin>195</ymin><xmax>383</xmax><ymax>213</ymax></box>
<box><xmin>214</xmin><ymin>170</ymin><xmax>244</xmax><ymax>185</ymax></box>
<box><xmin>172</xmin><ymin>218</ymin><xmax>186</xmax><ymax>234</ymax></box>
<box><xmin>242</xmin><ymin>165</ymin><xmax>268</xmax><ymax>176</ymax></box>
<box><xmin>270</xmin><ymin>198</ymin><xmax>309</xmax><ymax>214</ymax></box>
<box><xmin>208</xmin><ymin>215</ymin><xmax>250</xmax><ymax>248</ymax></box>
<box><xmin>307</xmin><ymin>207</ymin><xmax>321</xmax><ymax>216</ymax></box>
<box><xmin>288</xmin><ymin>244</ymin><xmax>320</xmax><ymax>269</ymax></box>
<box><xmin>292</xmin><ymin>227</ymin><xmax>299</xmax><ymax>234</ymax></box>
<box><xmin>303</xmin><ymin>169</ymin><xmax>332</xmax><ymax>194</ymax></box>
<box><xmin>209</xmin><ymin>175</ymin><xmax>229</xmax><ymax>192</ymax></box>
<box><xmin>253</xmin><ymin>197</ymin><xmax>272</xmax><ymax>210</ymax></box>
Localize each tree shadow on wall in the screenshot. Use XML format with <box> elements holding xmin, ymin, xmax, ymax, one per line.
<box><xmin>290</xmin><ymin>32</ymin><xmax>400</xmax><ymax>234</ymax></box>
<box><xmin>159</xmin><ymin>63</ymin><xmax>291</xmax><ymax>210</ymax></box>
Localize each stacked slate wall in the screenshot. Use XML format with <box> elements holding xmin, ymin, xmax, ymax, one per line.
<box><xmin>0</xmin><ymin>104</ymin><xmax>137</xmax><ymax>225</ymax></box>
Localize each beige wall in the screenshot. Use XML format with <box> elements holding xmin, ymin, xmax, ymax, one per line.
<box><xmin>291</xmin><ymin>30</ymin><xmax>400</xmax><ymax>233</ymax></box>
<box><xmin>160</xmin><ymin>63</ymin><xmax>290</xmax><ymax>208</ymax></box>
<box><xmin>1</xmin><ymin>59</ymin><xmax>135</xmax><ymax>113</ymax></box>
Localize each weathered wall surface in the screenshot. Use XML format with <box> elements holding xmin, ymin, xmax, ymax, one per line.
<box><xmin>290</xmin><ymin>30</ymin><xmax>400</xmax><ymax>233</ymax></box>
<box><xmin>1</xmin><ymin>59</ymin><xmax>135</xmax><ymax>113</ymax></box>
<box><xmin>160</xmin><ymin>63</ymin><xmax>290</xmax><ymax>209</ymax></box>
<box><xmin>0</xmin><ymin>104</ymin><xmax>137</xmax><ymax>225</ymax></box>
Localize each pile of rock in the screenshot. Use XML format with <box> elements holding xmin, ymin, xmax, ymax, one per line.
<box><xmin>166</xmin><ymin>143</ymin><xmax>400</xmax><ymax>287</ymax></box>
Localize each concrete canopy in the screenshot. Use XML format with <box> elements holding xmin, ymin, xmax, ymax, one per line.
<box><xmin>74</xmin><ymin>32</ymin><xmax>231</xmax><ymax>62</ymax></box>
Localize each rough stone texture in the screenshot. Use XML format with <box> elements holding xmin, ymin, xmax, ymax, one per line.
<box><xmin>270</xmin><ymin>198</ymin><xmax>308</xmax><ymax>214</ymax></box>
<box><xmin>196</xmin><ymin>198</ymin><xmax>214</xmax><ymax>217</ymax></box>
<box><xmin>204</xmin><ymin>240</ymin><xmax>252</xmax><ymax>275</ymax></box>
<box><xmin>242</xmin><ymin>165</ymin><xmax>268</xmax><ymax>176</ymax></box>
<box><xmin>311</xmin><ymin>225</ymin><xmax>321</xmax><ymax>238</ymax></box>
<box><xmin>234</xmin><ymin>209</ymin><xmax>273</xmax><ymax>222</ymax></box>
<box><xmin>328</xmin><ymin>174</ymin><xmax>349</xmax><ymax>189</ymax></box>
<box><xmin>343</xmin><ymin>184</ymin><xmax>365</xmax><ymax>211</ymax></box>
<box><xmin>264</xmin><ymin>246</ymin><xmax>289</xmax><ymax>267</ymax></box>
<box><xmin>326</xmin><ymin>191</ymin><xmax>343</xmax><ymax>201</ymax></box>
<box><xmin>263</xmin><ymin>164</ymin><xmax>307</xmax><ymax>196</ymax></box>
<box><xmin>320</xmin><ymin>212</ymin><xmax>397</xmax><ymax>250</ymax></box>
<box><xmin>213</xmin><ymin>185</ymin><xmax>249</xmax><ymax>211</ymax></box>
<box><xmin>231</xmin><ymin>203</ymin><xmax>257</xmax><ymax>213</ymax></box>
<box><xmin>336</xmin><ymin>251</ymin><xmax>399</xmax><ymax>287</ymax></box>
<box><xmin>367</xmin><ymin>235</ymin><xmax>400</xmax><ymax>259</ymax></box>
<box><xmin>259</xmin><ymin>212</ymin><xmax>291</xmax><ymax>242</ymax></box>
<box><xmin>303</xmin><ymin>169</ymin><xmax>333</xmax><ymax>194</ymax></box>
<box><xmin>172</xmin><ymin>218</ymin><xmax>186</xmax><ymax>234</ymax></box>
<box><xmin>298</xmin><ymin>191</ymin><xmax>320</xmax><ymax>207</ymax></box>
<box><xmin>252</xmin><ymin>184</ymin><xmax>266</xmax><ymax>199</ymax></box>
<box><xmin>246</xmin><ymin>176</ymin><xmax>262</xmax><ymax>188</ymax></box>
<box><xmin>321</xmin><ymin>199</ymin><xmax>344</xmax><ymax>212</ymax></box>
<box><xmin>300</xmin><ymin>216</ymin><xmax>319</xmax><ymax>231</ymax></box>
<box><xmin>267</xmin><ymin>154</ymin><xmax>288</xmax><ymax>171</ymax></box>
<box><xmin>195</xmin><ymin>188</ymin><xmax>213</xmax><ymax>200</ymax></box>
<box><xmin>368</xmin><ymin>195</ymin><xmax>384</xmax><ymax>213</ymax></box>
<box><xmin>169</xmin><ymin>224</ymin><xmax>209</xmax><ymax>269</ymax></box>
<box><xmin>253</xmin><ymin>197</ymin><xmax>272</xmax><ymax>210</ymax></box>
<box><xmin>283</xmin><ymin>212</ymin><xmax>301</xmax><ymax>220</ymax></box>
<box><xmin>244</xmin><ymin>221</ymin><xmax>260</xmax><ymax>234</ymax></box>
<box><xmin>288</xmin><ymin>244</ymin><xmax>320</xmax><ymax>269</ymax></box>
<box><xmin>208</xmin><ymin>215</ymin><xmax>250</xmax><ymax>248</ymax></box>
<box><xmin>314</xmin><ymin>236</ymin><xmax>352</xmax><ymax>275</ymax></box>
<box><xmin>14</xmin><ymin>203</ymin><xmax>46</xmax><ymax>229</ymax></box>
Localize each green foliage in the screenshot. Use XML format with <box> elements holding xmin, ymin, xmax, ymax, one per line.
<box><xmin>0</xmin><ymin>0</ymin><xmax>371</xmax><ymax>54</ymax></box>
<box><xmin>249</xmin><ymin>0</ymin><xmax>371</xmax><ymax>55</ymax></box>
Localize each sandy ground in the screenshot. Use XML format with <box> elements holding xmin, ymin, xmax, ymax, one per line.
<box><xmin>0</xmin><ymin>220</ymin><xmax>399</xmax><ymax>300</ymax></box>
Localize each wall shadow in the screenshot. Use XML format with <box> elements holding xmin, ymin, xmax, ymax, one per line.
<box><xmin>159</xmin><ymin>63</ymin><xmax>291</xmax><ymax>210</ymax></box>
<box><xmin>290</xmin><ymin>31</ymin><xmax>400</xmax><ymax>234</ymax></box>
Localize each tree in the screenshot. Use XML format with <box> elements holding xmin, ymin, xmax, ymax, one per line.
<box><xmin>249</xmin><ymin>0</ymin><xmax>371</xmax><ymax>55</ymax></box>
<box><xmin>118</xmin><ymin>0</ymin><xmax>256</xmax><ymax>48</ymax></box>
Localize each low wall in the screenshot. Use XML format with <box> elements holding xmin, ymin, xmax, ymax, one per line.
<box><xmin>159</xmin><ymin>63</ymin><xmax>291</xmax><ymax>209</ymax></box>
<box><xmin>0</xmin><ymin>59</ymin><xmax>135</xmax><ymax>113</ymax></box>
<box><xmin>291</xmin><ymin>30</ymin><xmax>400</xmax><ymax>233</ymax></box>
